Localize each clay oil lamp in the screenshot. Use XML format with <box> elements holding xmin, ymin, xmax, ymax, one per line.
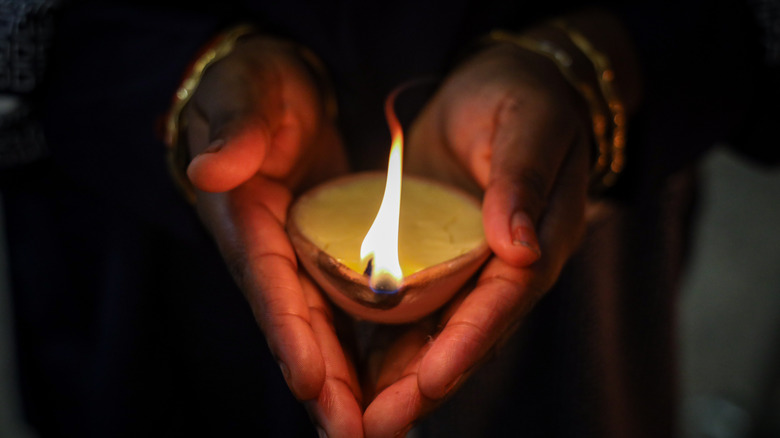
<box><xmin>287</xmin><ymin>91</ymin><xmax>490</xmax><ymax>323</ymax></box>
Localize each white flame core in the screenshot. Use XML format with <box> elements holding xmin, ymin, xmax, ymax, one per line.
<box><xmin>360</xmin><ymin>91</ymin><xmax>405</xmax><ymax>292</ymax></box>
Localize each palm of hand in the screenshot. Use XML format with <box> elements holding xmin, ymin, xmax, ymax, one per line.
<box><xmin>185</xmin><ymin>37</ymin><xmax>590</xmax><ymax>438</ymax></box>
<box><xmin>184</xmin><ymin>36</ymin><xmax>364</xmax><ymax>436</ymax></box>
<box><xmin>362</xmin><ymin>44</ymin><xmax>592</xmax><ymax>436</ymax></box>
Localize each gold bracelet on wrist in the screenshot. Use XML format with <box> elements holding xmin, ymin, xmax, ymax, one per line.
<box><xmin>485</xmin><ymin>20</ymin><xmax>626</xmax><ymax>192</ymax></box>
<box><xmin>553</xmin><ymin>20</ymin><xmax>627</xmax><ymax>190</ymax></box>
<box><xmin>163</xmin><ymin>24</ymin><xmax>257</xmax><ymax>204</ymax></box>
<box><xmin>163</xmin><ymin>25</ymin><xmax>339</xmax><ymax>204</ymax></box>
<box><xmin>484</xmin><ymin>30</ymin><xmax>615</xmax><ymax>192</ymax></box>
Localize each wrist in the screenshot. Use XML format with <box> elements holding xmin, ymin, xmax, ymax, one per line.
<box><xmin>478</xmin><ymin>10</ymin><xmax>640</xmax><ymax>192</ymax></box>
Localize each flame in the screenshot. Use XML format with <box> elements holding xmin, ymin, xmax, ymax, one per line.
<box><xmin>360</xmin><ymin>89</ymin><xmax>405</xmax><ymax>293</ymax></box>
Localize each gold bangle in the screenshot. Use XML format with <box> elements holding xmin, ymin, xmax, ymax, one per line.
<box><xmin>553</xmin><ymin>20</ymin><xmax>627</xmax><ymax>189</ymax></box>
<box><xmin>484</xmin><ymin>31</ymin><xmax>613</xmax><ymax>191</ymax></box>
<box><xmin>163</xmin><ymin>26</ymin><xmax>339</xmax><ymax>203</ymax></box>
<box><xmin>163</xmin><ymin>24</ymin><xmax>257</xmax><ymax>204</ymax></box>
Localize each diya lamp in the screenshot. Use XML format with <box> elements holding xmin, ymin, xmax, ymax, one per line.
<box><xmin>287</xmin><ymin>90</ymin><xmax>490</xmax><ymax>324</ymax></box>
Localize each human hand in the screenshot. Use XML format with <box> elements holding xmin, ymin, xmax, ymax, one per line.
<box><xmin>181</xmin><ymin>35</ymin><xmax>363</xmax><ymax>437</ymax></box>
<box><xmin>363</xmin><ymin>38</ymin><xmax>593</xmax><ymax>437</ymax></box>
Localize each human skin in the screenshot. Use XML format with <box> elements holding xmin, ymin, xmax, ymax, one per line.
<box><xmin>182</xmin><ymin>36</ymin><xmax>363</xmax><ymax>437</ymax></box>
<box><xmin>363</xmin><ymin>11</ymin><xmax>642</xmax><ymax>437</ymax></box>
<box><xmin>362</xmin><ymin>41</ymin><xmax>592</xmax><ymax>436</ymax></box>
<box><xmin>183</xmin><ymin>9</ymin><xmax>641</xmax><ymax>438</ymax></box>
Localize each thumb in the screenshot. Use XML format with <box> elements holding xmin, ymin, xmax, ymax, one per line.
<box><xmin>481</xmin><ymin>98</ymin><xmax>571</xmax><ymax>267</ymax></box>
<box><xmin>186</xmin><ymin>110</ymin><xmax>270</xmax><ymax>193</ymax></box>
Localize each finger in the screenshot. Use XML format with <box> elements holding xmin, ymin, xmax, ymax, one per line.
<box><xmin>182</xmin><ymin>64</ymin><xmax>271</xmax><ymax>193</ymax></box>
<box><xmin>417</xmin><ymin>258</ymin><xmax>538</xmax><ymax>401</ymax></box>
<box><xmin>200</xmin><ymin>181</ymin><xmax>326</xmax><ymax>401</ymax></box>
<box><xmin>363</xmin><ymin>374</ymin><xmax>433</xmax><ymax>438</ymax></box>
<box><xmin>300</xmin><ymin>275</ymin><xmax>364</xmax><ymax>438</ymax></box>
<box><xmin>416</xmin><ymin>136</ymin><xmax>589</xmax><ymax>401</ymax></box>
<box><xmin>364</xmin><ymin>270</ymin><xmax>524</xmax><ymax>438</ymax></box>
<box><xmin>183</xmin><ymin>52</ymin><xmax>278</xmax><ymax>193</ymax></box>
<box><xmin>305</xmin><ymin>381</ymin><xmax>364</xmax><ymax>438</ymax></box>
<box><xmin>186</xmin><ymin>111</ymin><xmax>271</xmax><ymax>193</ymax></box>
<box><xmin>365</xmin><ymin>320</ymin><xmax>435</xmax><ymax>401</ymax></box>
<box><xmin>481</xmin><ymin>96</ymin><xmax>576</xmax><ymax>267</ymax></box>
<box><xmin>247</xmin><ymin>251</ymin><xmax>325</xmax><ymax>401</ymax></box>
<box><xmin>300</xmin><ymin>274</ymin><xmax>361</xmax><ymax>402</ymax></box>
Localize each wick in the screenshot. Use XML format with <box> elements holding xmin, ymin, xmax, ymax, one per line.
<box><xmin>371</xmin><ymin>273</ymin><xmax>399</xmax><ymax>294</ymax></box>
<box><xmin>363</xmin><ymin>258</ymin><xmax>373</xmax><ymax>277</ymax></box>
<box><xmin>363</xmin><ymin>257</ymin><xmax>399</xmax><ymax>294</ymax></box>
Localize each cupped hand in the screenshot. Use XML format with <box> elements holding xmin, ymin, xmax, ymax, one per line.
<box><xmin>363</xmin><ymin>40</ymin><xmax>592</xmax><ymax>437</ymax></box>
<box><xmin>181</xmin><ymin>35</ymin><xmax>363</xmax><ymax>437</ymax></box>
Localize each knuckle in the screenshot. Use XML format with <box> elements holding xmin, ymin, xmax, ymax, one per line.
<box><xmin>448</xmin><ymin>319</ymin><xmax>490</xmax><ymax>351</ymax></box>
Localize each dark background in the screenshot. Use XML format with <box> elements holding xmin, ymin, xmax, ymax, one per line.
<box><xmin>2</xmin><ymin>145</ymin><xmax>778</xmax><ymax>438</ymax></box>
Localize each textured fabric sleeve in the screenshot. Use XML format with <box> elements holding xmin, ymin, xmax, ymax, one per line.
<box><xmin>0</xmin><ymin>0</ymin><xmax>58</xmax><ymax>167</ymax></box>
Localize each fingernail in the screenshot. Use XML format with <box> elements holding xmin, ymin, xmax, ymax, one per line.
<box><xmin>444</xmin><ymin>373</ymin><xmax>464</xmax><ymax>397</ymax></box>
<box><xmin>511</xmin><ymin>211</ymin><xmax>541</xmax><ymax>257</ymax></box>
<box><xmin>202</xmin><ymin>139</ymin><xmax>225</xmax><ymax>154</ymax></box>
<box><xmin>278</xmin><ymin>361</ymin><xmax>291</xmax><ymax>382</ymax></box>
<box><xmin>317</xmin><ymin>426</ymin><xmax>328</xmax><ymax>438</ymax></box>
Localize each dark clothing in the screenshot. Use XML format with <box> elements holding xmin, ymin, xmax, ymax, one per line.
<box><xmin>4</xmin><ymin>166</ymin><xmax>314</xmax><ymax>436</ymax></box>
<box><xmin>2</xmin><ymin>0</ymin><xmax>777</xmax><ymax>436</ymax></box>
